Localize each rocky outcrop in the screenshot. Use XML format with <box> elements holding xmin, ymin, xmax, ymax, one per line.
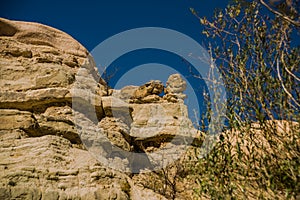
<box><xmin>0</xmin><ymin>18</ymin><xmax>197</xmax><ymax>199</ymax></box>
<box><xmin>114</xmin><ymin>77</ymin><xmax>188</xmax><ymax>104</ymax></box>
<box><xmin>0</xmin><ymin>132</ymin><xmax>169</xmax><ymax>199</ymax></box>
<box><xmin>0</xmin><ymin>17</ymin><xmax>105</xmax><ymax>116</ymax></box>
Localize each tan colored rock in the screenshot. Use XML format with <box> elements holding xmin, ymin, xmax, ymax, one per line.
<box><xmin>0</xmin><ymin>135</ymin><xmax>131</xmax><ymax>200</ymax></box>
<box><xmin>38</xmin><ymin>120</ymin><xmax>80</xmax><ymax>144</ymax></box>
<box><xmin>117</xmin><ymin>85</ymin><xmax>139</xmax><ymax>101</ymax></box>
<box><xmin>163</xmin><ymin>93</ymin><xmax>187</xmax><ymax>103</ymax></box>
<box><xmin>132</xmin><ymin>80</ymin><xmax>164</xmax><ymax>100</ymax></box>
<box><xmin>224</xmin><ymin>120</ymin><xmax>300</xmax><ymax>161</ymax></box>
<box><xmin>130</xmin><ymin>103</ymin><xmax>196</xmax><ymax>151</ymax></box>
<box><xmin>141</xmin><ymin>94</ymin><xmax>161</xmax><ymax>103</ymax></box>
<box><xmin>101</xmin><ymin>96</ymin><xmax>132</xmax><ymax>125</ymax></box>
<box><xmin>165</xmin><ymin>74</ymin><xmax>186</xmax><ymax>94</ymax></box>
<box><xmin>10</xmin><ymin>187</ymin><xmax>41</xmax><ymax>200</ymax></box>
<box><xmin>41</xmin><ymin>106</ymin><xmax>73</xmax><ymax>124</ymax></box>
<box><xmin>130</xmin><ymin>184</ymin><xmax>168</xmax><ymax>200</ymax></box>
<box><xmin>0</xmin><ymin>188</ymin><xmax>11</xmax><ymax>200</ymax></box>
<box><xmin>164</xmin><ymin>74</ymin><xmax>187</xmax><ymax>102</ymax></box>
<box><xmin>0</xmin><ymin>17</ymin><xmax>87</xmax><ymax>57</ymax></box>
<box><xmin>0</xmin><ymin>109</ymin><xmax>37</xmax><ymax>131</ymax></box>
<box><xmin>0</xmin><ymin>17</ymin><xmax>211</xmax><ymax>199</ymax></box>
<box><xmin>98</xmin><ymin>117</ymin><xmax>132</xmax><ymax>152</ymax></box>
<box><xmin>0</xmin><ymin>88</ymin><xmax>71</xmax><ymax>111</ymax></box>
<box><xmin>102</xmin><ymin>96</ymin><xmax>131</xmax><ymax>116</ymax></box>
<box><xmin>0</xmin><ymin>17</ymin><xmax>105</xmax><ymax>115</ymax></box>
<box><xmin>0</xmin><ymin>18</ymin><xmax>106</xmax><ymax>145</ymax></box>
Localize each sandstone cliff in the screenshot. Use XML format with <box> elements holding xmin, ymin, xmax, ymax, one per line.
<box><xmin>0</xmin><ymin>17</ymin><xmax>198</xmax><ymax>199</ymax></box>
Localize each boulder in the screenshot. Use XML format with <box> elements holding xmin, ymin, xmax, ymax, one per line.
<box><xmin>165</xmin><ymin>74</ymin><xmax>187</xmax><ymax>94</ymax></box>
<box><xmin>164</xmin><ymin>74</ymin><xmax>187</xmax><ymax>101</ymax></box>
<box><xmin>132</xmin><ymin>80</ymin><xmax>164</xmax><ymax>100</ymax></box>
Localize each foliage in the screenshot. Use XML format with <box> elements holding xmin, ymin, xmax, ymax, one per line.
<box><xmin>189</xmin><ymin>0</ymin><xmax>300</xmax><ymax>199</ymax></box>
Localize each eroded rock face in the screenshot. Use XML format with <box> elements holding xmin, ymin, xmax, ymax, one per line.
<box><xmin>0</xmin><ymin>18</ymin><xmax>196</xmax><ymax>199</ymax></box>
<box><xmin>0</xmin><ymin>17</ymin><xmax>105</xmax><ymax>138</ymax></box>
<box><xmin>0</xmin><ymin>135</ymin><xmax>130</xmax><ymax>199</ymax></box>
<box><xmin>4</xmin><ymin>17</ymin><xmax>296</xmax><ymax>200</ymax></box>
<box><xmin>98</xmin><ymin>117</ymin><xmax>132</xmax><ymax>152</ymax></box>
<box><xmin>130</xmin><ymin>103</ymin><xmax>194</xmax><ymax>140</ymax></box>
<box><xmin>0</xmin><ymin>17</ymin><xmax>87</xmax><ymax>57</ymax></box>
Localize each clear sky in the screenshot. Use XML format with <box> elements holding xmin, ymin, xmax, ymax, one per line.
<box><xmin>1</xmin><ymin>0</ymin><xmax>229</xmax><ymax>51</ymax></box>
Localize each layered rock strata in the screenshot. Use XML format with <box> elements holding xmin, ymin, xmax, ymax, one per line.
<box><xmin>0</xmin><ymin>17</ymin><xmax>197</xmax><ymax>199</ymax></box>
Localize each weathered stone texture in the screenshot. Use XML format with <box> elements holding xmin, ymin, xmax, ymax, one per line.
<box><xmin>0</xmin><ymin>17</ymin><xmax>194</xmax><ymax>199</ymax></box>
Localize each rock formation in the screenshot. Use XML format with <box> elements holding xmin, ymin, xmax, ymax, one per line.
<box><xmin>0</xmin><ymin>17</ymin><xmax>196</xmax><ymax>199</ymax></box>
<box><xmin>130</xmin><ymin>80</ymin><xmax>164</xmax><ymax>103</ymax></box>
<box><xmin>164</xmin><ymin>74</ymin><xmax>187</xmax><ymax>102</ymax></box>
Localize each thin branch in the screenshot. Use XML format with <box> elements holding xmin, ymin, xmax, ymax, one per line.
<box><xmin>284</xmin><ymin>66</ymin><xmax>300</xmax><ymax>81</ymax></box>
<box><xmin>259</xmin><ymin>0</ymin><xmax>300</xmax><ymax>27</ymax></box>
<box><xmin>207</xmin><ymin>21</ymin><xmax>237</xmax><ymax>36</ymax></box>
<box><xmin>276</xmin><ymin>58</ymin><xmax>300</xmax><ymax>108</ymax></box>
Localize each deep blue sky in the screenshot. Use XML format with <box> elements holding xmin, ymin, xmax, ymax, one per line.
<box><xmin>1</xmin><ymin>0</ymin><xmax>228</xmax><ymax>51</ymax></box>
